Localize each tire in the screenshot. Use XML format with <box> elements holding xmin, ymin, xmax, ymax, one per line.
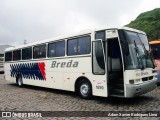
<box><xmin>78</xmin><ymin>79</ymin><xmax>92</xmax><ymax>99</ymax></box>
<box><xmin>17</xmin><ymin>75</ymin><xmax>23</xmax><ymax>87</ymax></box>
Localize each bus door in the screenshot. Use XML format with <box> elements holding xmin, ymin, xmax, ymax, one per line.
<box><xmin>105</xmin><ymin>30</ymin><xmax>124</xmax><ymax>97</ymax></box>
<box><xmin>92</xmin><ymin>39</ymin><xmax>108</xmax><ymax>97</ymax></box>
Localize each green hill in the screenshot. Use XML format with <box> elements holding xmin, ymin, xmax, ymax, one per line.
<box><xmin>125</xmin><ymin>8</ymin><xmax>160</xmax><ymax>41</ymax></box>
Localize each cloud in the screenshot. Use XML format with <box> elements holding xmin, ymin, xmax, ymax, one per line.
<box><xmin>0</xmin><ymin>0</ymin><xmax>159</xmax><ymax>45</ymax></box>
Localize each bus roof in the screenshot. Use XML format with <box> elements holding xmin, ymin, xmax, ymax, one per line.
<box><xmin>5</xmin><ymin>27</ymin><xmax>146</xmax><ymax>52</ymax></box>
<box><xmin>149</xmin><ymin>40</ymin><xmax>160</xmax><ymax>45</ymax></box>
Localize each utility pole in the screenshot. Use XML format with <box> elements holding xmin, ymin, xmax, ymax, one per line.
<box><xmin>24</xmin><ymin>39</ymin><xmax>27</xmax><ymax>44</ymax></box>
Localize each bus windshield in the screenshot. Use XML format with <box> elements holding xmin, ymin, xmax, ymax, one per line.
<box><xmin>124</xmin><ymin>31</ymin><xmax>154</xmax><ymax>69</ymax></box>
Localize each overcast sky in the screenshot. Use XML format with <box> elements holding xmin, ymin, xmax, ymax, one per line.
<box><xmin>0</xmin><ymin>0</ymin><xmax>160</xmax><ymax>46</ymax></box>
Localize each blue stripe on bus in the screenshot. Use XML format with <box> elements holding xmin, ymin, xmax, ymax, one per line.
<box><xmin>10</xmin><ymin>62</ymin><xmax>46</xmax><ymax>80</ymax></box>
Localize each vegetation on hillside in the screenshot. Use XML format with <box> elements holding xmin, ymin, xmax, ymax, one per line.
<box><xmin>126</xmin><ymin>8</ymin><xmax>160</xmax><ymax>41</ymax></box>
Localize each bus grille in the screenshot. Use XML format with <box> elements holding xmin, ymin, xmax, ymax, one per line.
<box><xmin>142</xmin><ymin>76</ymin><xmax>153</xmax><ymax>81</ymax></box>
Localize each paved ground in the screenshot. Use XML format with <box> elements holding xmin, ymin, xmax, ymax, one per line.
<box><xmin>0</xmin><ymin>74</ymin><xmax>160</xmax><ymax>120</ymax></box>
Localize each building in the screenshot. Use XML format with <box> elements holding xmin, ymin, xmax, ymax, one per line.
<box><xmin>0</xmin><ymin>45</ymin><xmax>13</xmax><ymax>72</ymax></box>
<box><xmin>0</xmin><ymin>45</ymin><xmax>13</xmax><ymax>54</ymax></box>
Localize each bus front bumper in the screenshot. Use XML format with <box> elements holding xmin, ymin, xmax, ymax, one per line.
<box><xmin>125</xmin><ymin>79</ymin><xmax>157</xmax><ymax>98</ymax></box>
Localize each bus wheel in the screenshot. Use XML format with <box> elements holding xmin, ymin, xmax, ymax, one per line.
<box><xmin>78</xmin><ymin>79</ymin><xmax>92</xmax><ymax>99</ymax></box>
<box><xmin>17</xmin><ymin>75</ymin><xmax>23</xmax><ymax>87</ymax></box>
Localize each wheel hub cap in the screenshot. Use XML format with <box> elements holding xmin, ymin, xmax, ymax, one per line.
<box><xmin>80</xmin><ymin>84</ymin><xmax>89</xmax><ymax>96</ymax></box>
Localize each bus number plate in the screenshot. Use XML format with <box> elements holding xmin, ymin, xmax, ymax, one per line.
<box><xmin>96</xmin><ymin>85</ymin><xmax>104</xmax><ymax>90</ymax></box>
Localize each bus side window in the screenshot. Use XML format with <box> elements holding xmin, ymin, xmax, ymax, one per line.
<box><xmin>92</xmin><ymin>41</ymin><xmax>105</xmax><ymax>75</ymax></box>
<box><xmin>48</xmin><ymin>43</ymin><xmax>56</xmax><ymax>57</ymax></box>
<box><xmin>5</xmin><ymin>52</ymin><xmax>12</xmax><ymax>61</ymax></box>
<box><xmin>78</xmin><ymin>36</ymin><xmax>91</xmax><ymax>55</ymax></box>
<box><xmin>22</xmin><ymin>47</ymin><xmax>32</xmax><ymax>60</ymax></box>
<box><xmin>33</xmin><ymin>44</ymin><xmax>46</xmax><ymax>59</ymax></box>
<box><xmin>48</xmin><ymin>40</ymin><xmax>65</xmax><ymax>57</ymax></box>
<box><xmin>67</xmin><ymin>35</ymin><xmax>91</xmax><ymax>56</ymax></box>
<box><xmin>67</xmin><ymin>38</ymin><xmax>78</xmax><ymax>56</ymax></box>
<box><xmin>55</xmin><ymin>41</ymin><xmax>65</xmax><ymax>57</ymax></box>
<box><xmin>13</xmin><ymin>50</ymin><xmax>21</xmax><ymax>61</ymax></box>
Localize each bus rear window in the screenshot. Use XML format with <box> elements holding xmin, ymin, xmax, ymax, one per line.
<box><xmin>5</xmin><ymin>52</ymin><xmax>12</xmax><ymax>61</ymax></box>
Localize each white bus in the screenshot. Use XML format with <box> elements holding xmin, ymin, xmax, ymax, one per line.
<box><xmin>4</xmin><ymin>27</ymin><xmax>157</xmax><ymax>99</ymax></box>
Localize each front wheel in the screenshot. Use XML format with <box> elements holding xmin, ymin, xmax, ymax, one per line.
<box><xmin>17</xmin><ymin>75</ymin><xmax>23</xmax><ymax>87</ymax></box>
<box><xmin>78</xmin><ymin>79</ymin><xmax>92</xmax><ymax>99</ymax></box>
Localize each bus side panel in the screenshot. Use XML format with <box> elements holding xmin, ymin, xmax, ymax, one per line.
<box><xmin>4</xmin><ymin>63</ymin><xmax>16</xmax><ymax>83</ymax></box>
<box><xmin>49</xmin><ymin>57</ymin><xmax>92</xmax><ymax>91</ymax></box>
<box><xmin>90</xmin><ymin>74</ymin><xmax>107</xmax><ymax>97</ymax></box>
<box><xmin>64</xmin><ymin>72</ymin><xmax>107</xmax><ymax>97</ymax></box>
<box><xmin>5</xmin><ymin>57</ymin><xmax>108</xmax><ymax>97</ymax></box>
<box><xmin>58</xmin><ymin>57</ymin><xmax>107</xmax><ymax>97</ymax></box>
<box><xmin>48</xmin><ymin>56</ymin><xmax>107</xmax><ymax>97</ymax></box>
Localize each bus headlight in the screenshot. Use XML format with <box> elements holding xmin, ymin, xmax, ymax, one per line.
<box><xmin>129</xmin><ymin>79</ymin><xmax>141</xmax><ymax>84</ymax></box>
<box><xmin>135</xmin><ymin>79</ymin><xmax>141</xmax><ymax>83</ymax></box>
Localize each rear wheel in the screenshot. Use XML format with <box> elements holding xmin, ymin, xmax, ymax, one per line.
<box><xmin>17</xmin><ymin>75</ymin><xmax>23</xmax><ymax>87</ymax></box>
<box><xmin>78</xmin><ymin>79</ymin><xmax>92</xmax><ymax>99</ymax></box>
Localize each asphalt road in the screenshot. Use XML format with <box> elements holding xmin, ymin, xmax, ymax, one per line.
<box><xmin>0</xmin><ymin>74</ymin><xmax>160</xmax><ymax>120</ymax></box>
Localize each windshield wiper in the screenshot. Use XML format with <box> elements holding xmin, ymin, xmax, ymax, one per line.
<box><xmin>142</xmin><ymin>43</ymin><xmax>148</xmax><ymax>67</ymax></box>
<box><xmin>142</xmin><ymin>43</ymin><xmax>148</xmax><ymax>57</ymax></box>
<box><xmin>134</xmin><ymin>41</ymin><xmax>139</xmax><ymax>57</ymax></box>
<box><xmin>134</xmin><ymin>40</ymin><xmax>144</xmax><ymax>69</ymax></box>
